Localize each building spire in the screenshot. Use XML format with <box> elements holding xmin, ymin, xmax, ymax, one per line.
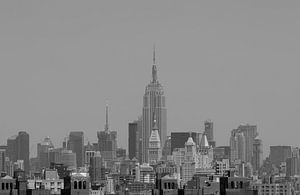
<box><xmin>153</xmin><ymin>44</ymin><xmax>156</xmax><ymax>65</ymax></box>
<box><xmin>105</xmin><ymin>102</ymin><xmax>109</xmax><ymax>132</ymax></box>
<box><xmin>152</xmin><ymin>45</ymin><xmax>158</xmax><ymax>82</ymax></box>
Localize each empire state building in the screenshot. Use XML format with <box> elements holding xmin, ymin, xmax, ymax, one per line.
<box><xmin>142</xmin><ymin>49</ymin><xmax>167</xmax><ymax>163</ymax></box>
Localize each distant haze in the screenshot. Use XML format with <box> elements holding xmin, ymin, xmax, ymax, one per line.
<box><xmin>0</xmin><ymin>1</ymin><xmax>299</xmax><ymax>157</ymax></box>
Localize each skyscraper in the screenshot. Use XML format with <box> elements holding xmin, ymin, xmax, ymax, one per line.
<box><xmin>17</xmin><ymin>131</ymin><xmax>30</xmax><ymax>173</ymax></box>
<box><xmin>204</xmin><ymin>120</ymin><xmax>215</xmax><ymax>147</ymax></box>
<box><xmin>97</xmin><ymin>105</ymin><xmax>117</xmax><ymax>162</ymax></box>
<box><xmin>230</xmin><ymin>129</ymin><xmax>246</xmax><ymax>164</ymax></box>
<box><xmin>89</xmin><ymin>151</ymin><xmax>104</xmax><ymax>185</ymax></box>
<box><xmin>68</xmin><ymin>131</ymin><xmax>84</xmax><ymax>168</ymax></box>
<box><xmin>142</xmin><ymin>48</ymin><xmax>167</xmax><ymax>163</ymax></box>
<box><xmin>252</xmin><ymin>136</ymin><xmax>263</xmax><ymax>174</ymax></box>
<box><xmin>37</xmin><ymin>136</ymin><xmax>54</xmax><ymax>169</ymax></box>
<box><xmin>128</xmin><ymin>121</ymin><xmax>139</xmax><ymax>160</ymax></box>
<box><xmin>237</xmin><ymin>125</ymin><xmax>258</xmax><ymax>164</ymax></box>
<box><xmin>269</xmin><ymin>146</ymin><xmax>292</xmax><ymax>167</ymax></box>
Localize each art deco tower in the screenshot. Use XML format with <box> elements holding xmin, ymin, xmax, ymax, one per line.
<box><xmin>142</xmin><ymin>48</ymin><xmax>167</xmax><ymax>163</ymax></box>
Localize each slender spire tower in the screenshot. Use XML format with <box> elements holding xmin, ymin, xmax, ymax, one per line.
<box><xmin>152</xmin><ymin>45</ymin><xmax>158</xmax><ymax>82</ymax></box>
<box><xmin>142</xmin><ymin>47</ymin><xmax>167</xmax><ymax>163</ymax></box>
<box><xmin>105</xmin><ymin>103</ymin><xmax>109</xmax><ymax>132</ymax></box>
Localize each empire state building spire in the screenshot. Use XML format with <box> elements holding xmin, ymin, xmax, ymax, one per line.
<box><xmin>152</xmin><ymin>46</ymin><xmax>158</xmax><ymax>82</ymax></box>
<box><xmin>105</xmin><ymin>103</ymin><xmax>109</xmax><ymax>132</ymax></box>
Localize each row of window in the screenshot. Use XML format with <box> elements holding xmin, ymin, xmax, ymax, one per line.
<box><xmin>1</xmin><ymin>182</ymin><xmax>13</xmax><ymax>190</ymax></box>
<box><xmin>73</xmin><ymin>181</ymin><xmax>87</xmax><ymax>190</ymax></box>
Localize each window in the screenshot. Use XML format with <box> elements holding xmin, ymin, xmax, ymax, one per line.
<box><xmin>6</xmin><ymin>183</ymin><xmax>9</xmax><ymax>190</ymax></box>
<box><xmin>74</xmin><ymin>181</ymin><xmax>77</xmax><ymax>189</ymax></box>
<box><xmin>2</xmin><ymin>183</ymin><xmax>4</xmax><ymax>190</ymax></box>
<box><xmin>78</xmin><ymin>181</ymin><xmax>82</xmax><ymax>189</ymax></box>
<box><xmin>83</xmin><ymin>181</ymin><xmax>86</xmax><ymax>189</ymax></box>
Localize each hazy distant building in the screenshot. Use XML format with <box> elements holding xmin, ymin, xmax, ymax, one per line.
<box><xmin>128</xmin><ymin>121</ymin><xmax>139</xmax><ymax>160</ymax></box>
<box><xmin>147</xmin><ymin>119</ymin><xmax>162</xmax><ymax>165</ymax></box>
<box><xmin>37</xmin><ymin>136</ymin><xmax>54</xmax><ymax>169</ymax></box>
<box><xmin>61</xmin><ymin>149</ymin><xmax>77</xmax><ymax>170</ymax></box>
<box><xmin>6</xmin><ymin>131</ymin><xmax>30</xmax><ymax>174</ymax></box>
<box><xmin>68</xmin><ymin>131</ymin><xmax>84</xmax><ymax>168</ymax></box>
<box><xmin>85</xmin><ymin>151</ymin><xmax>96</xmax><ymax>166</ymax></box>
<box><xmin>269</xmin><ymin>146</ymin><xmax>292</xmax><ymax>167</ymax></box>
<box><xmin>142</xmin><ymin>49</ymin><xmax>167</xmax><ymax>163</ymax></box>
<box><xmin>252</xmin><ymin>136</ymin><xmax>263</xmax><ymax>174</ymax></box>
<box><xmin>97</xmin><ymin>105</ymin><xmax>117</xmax><ymax>162</ymax></box>
<box><xmin>213</xmin><ymin>146</ymin><xmax>230</xmax><ymax>161</ymax></box>
<box><xmin>171</xmin><ymin>132</ymin><xmax>200</xmax><ymax>153</ymax></box>
<box><xmin>286</xmin><ymin>156</ymin><xmax>300</xmax><ymax>177</ymax></box>
<box><xmin>17</xmin><ymin>131</ymin><xmax>30</xmax><ymax>173</ymax></box>
<box><xmin>237</xmin><ymin>125</ymin><xmax>258</xmax><ymax>164</ymax></box>
<box><xmin>204</xmin><ymin>120</ymin><xmax>215</xmax><ymax>147</ymax></box>
<box><xmin>0</xmin><ymin>149</ymin><xmax>5</xmax><ymax>173</ymax></box>
<box><xmin>230</xmin><ymin>124</ymin><xmax>258</xmax><ymax>167</ymax></box>
<box><xmin>89</xmin><ymin>151</ymin><xmax>104</xmax><ymax>185</ymax></box>
<box><xmin>7</xmin><ymin>136</ymin><xmax>18</xmax><ymax>163</ymax></box>
<box><xmin>230</xmin><ymin>130</ymin><xmax>246</xmax><ymax>164</ymax></box>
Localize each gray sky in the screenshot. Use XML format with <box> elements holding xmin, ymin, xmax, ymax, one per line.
<box><xmin>0</xmin><ymin>1</ymin><xmax>299</xmax><ymax>157</ymax></box>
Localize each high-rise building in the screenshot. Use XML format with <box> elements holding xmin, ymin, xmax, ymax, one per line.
<box><xmin>252</xmin><ymin>136</ymin><xmax>263</xmax><ymax>174</ymax></box>
<box><xmin>269</xmin><ymin>146</ymin><xmax>292</xmax><ymax>167</ymax></box>
<box><xmin>37</xmin><ymin>137</ymin><xmax>54</xmax><ymax>169</ymax></box>
<box><xmin>7</xmin><ymin>136</ymin><xmax>18</xmax><ymax>163</ymax></box>
<box><xmin>6</xmin><ymin>132</ymin><xmax>30</xmax><ymax>173</ymax></box>
<box><xmin>61</xmin><ymin>149</ymin><xmax>77</xmax><ymax>170</ymax></box>
<box><xmin>68</xmin><ymin>131</ymin><xmax>84</xmax><ymax>168</ymax></box>
<box><xmin>128</xmin><ymin>121</ymin><xmax>139</xmax><ymax>160</ymax></box>
<box><xmin>89</xmin><ymin>151</ymin><xmax>104</xmax><ymax>185</ymax></box>
<box><xmin>147</xmin><ymin>119</ymin><xmax>162</xmax><ymax>165</ymax></box>
<box><xmin>142</xmin><ymin>49</ymin><xmax>167</xmax><ymax>163</ymax></box>
<box><xmin>0</xmin><ymin>149</ymin><xmax>5</xmax><ymax>172</ymax></box>
<box><xmin>230</xmin><ymin>129</ymin><xmax>246</xmax><ymax>164</ymax></box>
<box><xmin>170</xmin><ymin>132</ymin><xmax>200</xmax><ymax>153</ymax></box>
<box><xmin>97</xmin><ymin>105</ymin><xmax>117</xmax><ymax>162</ymax></box>
<box><xmin>236</xmin><ymin>125</ymin><xmax>258</xmax><ymax>164</ymax></box>
<box><xmin>17</xmin><ymin>131</ymin><xmax>30</xmax><ymax>173</ymax></box>
<box><xmin>85</xmin><ymin>151</ymin><xmax>96</xmax><ymax>166</ymax></box>
<box><xmin>204</xmin><ymin>120</ymin><xmax>215</xmax><ymax>147</ymax></box>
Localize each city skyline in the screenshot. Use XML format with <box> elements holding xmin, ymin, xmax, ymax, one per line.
<box><xmin>0</xmin><ymin>1</ymin><xmax>300</xmax><ymax>158</ymax></box>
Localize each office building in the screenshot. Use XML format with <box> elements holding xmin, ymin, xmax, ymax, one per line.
<box><xmin>142</xmin><ymin>49</ymin><xmax>167</xmax><ymax>163</ymax></box>
<box><xmin>170</xmin><ymin>132</ymin><xmax>200</xmax><ymax>153</ymax></box>
<box><xmin>252</xmin><ymin>136</ymin><xmax>263</xmax><ymax>174</ymax></box>
<box><xmin>204</xmin><ymin>120</ymin><xmax>215</xmax><ymax>147</ymax></box>
<box><xmin>97</xmin><ymin>105</ymin><xmax>117</xmax><ymax>162</ymax></box>
<box><xmin>230</xmin><ymin>130</ymin><xmax>246</xmax><ymax>164</ymax></box>
<box><xmin>61</xmin><ymin>150</ymin><xmax>77</xmax><ymax>170</ymax></box>
<box><xmin>6</xmin><ymin>131</ymin><xmax>30</xmax><ymax>174</ymax></box>
<box><xmin>89</xmin><ymin>151</ymin><xmax>104</xmax><ymax>185</ymax></box>
<box><xmin>68</xmin><ymin>131</ymin><xmax>84</xmax><ymax>168</ymax></box>
<box><xmin>37</xmin><ymin>136</ymin><xmax>54</xmax><ymax>169</ymax></box>
<box><xmin>269</xmin><ymin>146</ymin><xmax>292</xmax><ymax>167</ymax></box>
<box><xmin>236</xmin><ymin>125</ymin><xmax>258</xmax><ymax>164</ymax></box>
<box><xmin>128</xmin><ymin>121</ymin><xmax>139</xmax><ymax>160</ymax></box>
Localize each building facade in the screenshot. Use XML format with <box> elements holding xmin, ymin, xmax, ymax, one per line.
<box><xmin>142</xmin><ymin>50</ymin><xmax>167</xmax><ymax>163</ymax></box>
<box><xmin>68</xmin><ymin>131</ymin><xmax>84</xmax><ymax>168</ymax></box>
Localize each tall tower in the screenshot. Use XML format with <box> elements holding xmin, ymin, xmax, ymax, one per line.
<box><xmin>204</xmin><ymin>120</ymin><xmax>215</xmax><ymax>147</ymax></box>
<box><xmin>68</xmin><ymin>131</ymin><xmax>84</xmax><ymax>168</ymax></box>
<box><xmin>97</xmin><ymin>104</ymin><xmax>117</xmax><ymax>163</ymax></box>
<box><xmin>142</xmin><ymin>48</ymin><xmax>167</xmax><ymax>163</ymax></box>
<box><xmin>252</xmin><ymin>136</ymin><xmax>263</xmax><ymax>174</ymax></box>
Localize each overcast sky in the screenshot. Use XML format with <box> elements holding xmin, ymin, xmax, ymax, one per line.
<box><xmin>0</xmin><ymin>1</ymin><xmax>299</xmax><ymax>157</ymax></box>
